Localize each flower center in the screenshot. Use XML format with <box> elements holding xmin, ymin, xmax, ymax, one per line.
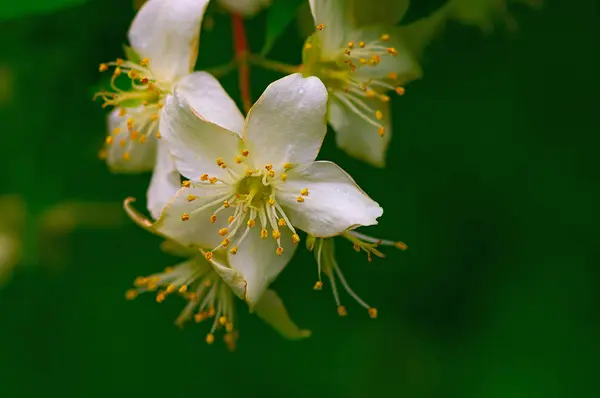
<box><xmin>126</xmin><ymin>254</ymin><xmax>238</xmax><ymax>350</ymax></box>
<box><xmin>180</xmin><ymin>150</ymin><xmax>302</xmax><ymax>259</ymax></box>
<box><xmin>95</xmin><ymin>57</ymin><xmax>167</xmax><ymax>161</ymax></box>
<box><xmin>302</xmin><ymin>28</ymin><xmax>407</xmax><ymax>137</ymax></box>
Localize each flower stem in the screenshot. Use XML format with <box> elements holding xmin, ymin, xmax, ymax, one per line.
<box><xmin>232</xmin><ymin>13</ymin><xmax>251</xmax><ymax>114</ymax></box>
<box><xmin>206</xmin><ymin>60</ymin><xmax>238</xmax><ymax>79</ymax></box>
<box><xmin>248</xmin><ymin>54</ymin><xmax>302</xmax><ymax>75</ymax></box>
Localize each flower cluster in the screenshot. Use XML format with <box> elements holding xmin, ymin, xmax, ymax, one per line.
<box><xmin>94</xmin><ymin>0</ymin><xmax>538</xmax><ymax>347</ymax></box>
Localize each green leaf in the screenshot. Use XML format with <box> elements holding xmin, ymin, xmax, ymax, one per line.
<box><xmin>261</xmin><ymin>0</ymin><xmax>304</xmax><ymax>56</ymax></box>
<box><xmin>0</xmin><ymin>0</ymin><xmax>88</xmax><ymax>20</ymax></box>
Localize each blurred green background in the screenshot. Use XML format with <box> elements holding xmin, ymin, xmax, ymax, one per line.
<box><xmin>0</xmin><ymin>0</ymin><xmax>597</xmax><ymax>397</ymax></box>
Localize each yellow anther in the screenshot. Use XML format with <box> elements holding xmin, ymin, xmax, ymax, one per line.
<box><xmin>395</xmin><ymin>87</ymin><xmax>405</xmax><ymax>96</ymax></box>
<box><xmin>378</xmin><ymin>127</ymin><xmax>385</xmax><ymax>137</ymax></box>
<box><xmin>134</xmin><ymin>276</ymin><xmax>148</xmax><ymax>287</ymax></box>
<box><xmin>112</xmin><ymin>127</ymin><xmax>121</xmax><ymax>135</ymax></box>
<box><xmin>268</xmin><ymin>170</ymin><xmax>275</xmax><ymax>177</ymax></box>
<box><xmin>187</xmin><ymin>194</ymin><xmax>197</xmax><ymax>202</ymax></box>
<box><xmin>221</xmin><ymin>238</ymin><xmax>230</xmax><ymax>247</ymax></box>
<box><xmin>379</xmin><ymin>94</ymin><xmax>390</xmax><ymax>102</ymax></box>
<box><xmin>119</xmin><ymin>138</ymin><xmax>127</xmax><ymax>148</ymax></box>
<box><xmin>156</xmin><ymin>291</ymin><xmax>166</xmax><ymax>303</ymax></box>
<box><xmin>178</xmin><ymin>285</ymin><xmax>188</xmax><ymax>294</ymax></box>
<box><xmin>234</xmin><ymin>155</ymin><xmax>243</xmax><ymax>164</ymax></box>
<box><xmin>227</xmin><ymin>215</ymin><xmax>235</xmax><ymax>224</ymax></box>
<box><xmin>359</xmin><ymin>41</ymin><xmax>365</xmax><ymax>48</ymax></box>
<box><xmin>216</xmin><ymin>157</ymin><xmax>224</xmax><ymax>166</ymax></box>
<box><xmin>125</xmin><ymin>289</ymin><xmax>138</xmax><ymax>300</ymax></box>
<box><xmin>313</xmin><ymin>281</ymin><xmax>323</xmax><ymax>290</ymax></box>
<box><xmin>205</xmin><ymin>251</ymin><xmax>213</xmax><ymax>261</ymax></box>
<box><xmin>281</xmin><ymin>173</ymin><xmax>287</xmax><ymax>182</ymax></box>
<box><xmin>245</xmin><ymin>169</ymin><xmax>253</xmax><ymax>176</ymax></box>
<box><xmin>130</xmin><ymin>131</ymin><xmax>139</xmax><ymax>141</ymax></box>
<box><xmin>366</xmin><ymin>89</ymin><xmax>377</xmax><ymax>98</ymax></box>
<box><xmin>140</xmin><ymin>57</ymin><xmax>150</xmax><ymax>66</ymax></box>
<box><xmin>126</xmin><ymin>118</ymin><xmax>134</xmax><ymax>130</ymax></box>
<box><xmin>127</xmin><ymin>70</ymin><xmax>138</xmax><ymax>79</ymax></box>
<box><xmin>225</xmin><ymin>322</ymin><xmax>234</xmax><ymax>333</ymax></box>
<box><xmin>375</xmin><ymin>110</ymin><xmax>383</xmax><ymax>120</ymax></box>
<box><xmin>166</xmin><ymin>284</ymin><xmax>177</xmax><ymax>294</ymax></box>
<box><xmin>300</xmin><ymin>188</ymin><xmax>309</xmax><ymax>196</ymax></box>
<box><xmin>209</xmin><ymin>177</ymin><xmax>217</xmax><ymax>184</ymax></box>
<box><xmin>265</xmin><ymin>164</ymin><xmax>273</xmax><ymax>171</ymax></box>
<box><xmin>305</xmin><ymin>43</ymin><xmax>313</xmax><ymax>50</ymax></box>
<box><xmin>156</xmin><ymin>131</ymin><xmax>161</xmax><ymax>139</ymax></box>
<box><xmin>344</xmin><ymin>48</ymin><xmax>351</xmax><ymax>55</ymax></box>
<box><xmin>229</xmin><ymin>246</ymin><xmax>238</xmax><ymax>255</ymax></box>
<box><xmin>194</xmin><ymin>312</ymin><xmax>208</xmax><ymax>323</ymax></box>
<box><xmin>347</xmin><ymin>41</ymin><xmax>355</xmax><ymax>48</ymax></box>
<box><xmin>99</xmin><ymin>63</ymin><xmax>108</xmax><ymax>72</ymax></box>
<box><xmin>388</xmin><ymin>72</ymin><xmax>398</xmax><ymax>80</ymax></box>
<box><xmin>181</xmin><ymin>213</ymin><xmax>190</xmax><ymax>221</ymax></box>
<box><xmin>370</xmin><ymin>55</ymin><xmax>381</xmax><ymax>65</ymax></box>
<box><xmin>218</xmin><ymin>228</ymin><xmax>228</xmax><ymax>236</ymax></box>
<box><xmin>337</xmin><ymin>305</ymin><xmax>347</xmax><ymax>316</ymax></box>
<box><xmin>283</xmin><ymin>162</ymin><xmax>293</xmax><ymax>170</ymax></box>
<box><xmin>150</xmin><ymin>113</ymin><xmax>159</xmax><ymax>121</ymax></box>
<box><xmin>222</xmin><ymin>200</ymin><xmax>230</xmax><ymax>208</ymax></box>
<box><xmin>380</xmin><ymin>34</ymin><xmax>390</xmax><ymax>41</ymax></box>
<box><xmin>272</xmin><ymin>230</ymin><xmax>281</xmax><ymax>239</ymax></box>
<box><xmin>368</xmin><ymin>308</ymin><xmax>378</xmax><ymax>319</ymax></box>
<box><xmin>210</xmin><ymin>214</ymin><xmax>217</xmax><ymax>223</ymax></box>
<box><xmin>219</xmin><ymin>316</ymin><xmax>227</xmax><ymax>326</ymax></box>
<box><xmin>359</xmin><ymin>58</ymin><xmax>367</xmax><ymax>64</ymax></box>
<box><xmin>241</xmin><ymin>149</ymin><xmax>249</xmax><ymax>157</ymax></box>
<box><xmin>387</xmin><ymin>47</ymin><xmax>398</xmax><ymax>56</ymax></box>
<box><xmin>207</xmin><ymin>307</ymin><xmax>216</xmax><ymax>317</ymax></box>
<box><xmin>395</xmin><ymin>241</ymin><xmax>408</xmax><ymax>250</ymax></box>
<box><xmin>296</xmin><ymin>196</ymin><xmax>305</xmax><ymax>203</ymax></box>
<box><xmin>138</xmin><ymin>134</ymin><xmax>147</xmax><ymax>143</ymax></box>
<box><xmin>247</xmin><ymin>219</ymin><xmax>256</xmax><ymax>228</ymax></box>
<box><xmin>182</xmin><ymin>180</ymin><xmax>191</xmax><ymax>188</ymax></box>
<box><xmin>317</xmin><ymin>24</ymin><xmax>325</xmax><ymax>30</ymax></box>
<box><xmin>260</xmin><ymin>228</ymin><xmax>268</xmax><ymax>239</ymax></box>
<box><xmin>122</xmin><ymin>152</ymin><xmax>130</xmax><ymax>161</ymax></box>
<box><xmin>140</xmin><ymin>77</ymin><xmax>149</xmax><ymax>85</ymax></box>
<box><xmin>206</xmin><ymin>333</ymin><xmax>215</xmax><ymax>344</ymax></box>
<box><xmin>118</xmin><ymin>108</ymin><xmax>127</xmax><ymax>117</ymax></box>
<box><xmin>105</xmin><ymin>136</ymin><xmax>114</xmax><ymax>145</ymax></box>
<box><xmin>268</xmin><ymin>198</ymin><xmax>275</xmax><ymax>206</ymax></box>
<box><xmin>276</xmin><ymin>247</ymin><xmax>284</xmax><ymax>256</ymax></box>
<box><xmin>292</xmin><ymin>234</ymin><xmax>300</xmax><ymax>244</ymax></box>
<box><xmin>113</xmin><ymin>67</ymin><xmax>122</xmax><ymax>76</ymax></box>
<box><xmin>277</xmin><ymin>218</ymin><xmax>286</xmax><ymax>227</ymax></box>
<box><xmin>200</xmin><ymin>173</ymin><xmax>208</xmax><ymax>181</ymax></box>
<box><xmin>98</xmin><ymin>149</ymin><xmax>107</xmax><ymax>160</ymax></box>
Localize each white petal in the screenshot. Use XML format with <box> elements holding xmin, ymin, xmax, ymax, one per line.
<box><xmin>153</xmin><ymin>186</ymin><xmax>235</xmax><ymax>248</ymax></box>
<box><xmin>147</xmin><ymin>141</ymin><xmax>181</xmax><ymax>219</ymax></box>
<box><xmin>308</xmin><ymin>0</ymin><xmax>352</xmax><ymax>56</ymax></box>
<box><xmin>254</xmin><ymin>290</ymin><xmax>311</xmax><ymax>339</ymax></box>
<box><xmin>227</xmin><ymin>227</ymin><xmax>297</xmax><ymax>307</ymax></box>
<box><xmin>348</xmin><ymin>26</ymin><xmax>422</xmax><ymax>83</ymax></box>
<box><xmin>351</xmin><ymin>0</ymin><xmax>409</xmax><ymax>26</ymax></box>
<box><xmin>244</xmin><ymin>74</ymin><xmax>328</xmax><ymax>169</ymax></box>
<box><xmin>176</xmin><ymin>72</ymin><xmax>245</xmax><ymax>136</ymax></box>
<box><xmin>328</xmin><ymin>98</ymin><xmax>391</xmax><ymax>167</ymax></box>
<box><xmin>218</xmin><ymin>0</ymin><xmax>272</xmax><ymax>16</ymax></box>
<box><xmin>128</xmin><ymin>0</ymin><xmax>209</xmax><ymax>83</ymax></box>
<box><xmin>160</xmin><ymin>89</ymin><xmax>244</xmax><ymax>182</ymax></box>
<box><xmin>275</xmin><ymin>161</ymin><xmax>382</xmax><ymax>237</ymax></box>
<box><xmin>105</xmin><ymin>108</ymin><xmax>158</xmax><ymax>173</ymax></box>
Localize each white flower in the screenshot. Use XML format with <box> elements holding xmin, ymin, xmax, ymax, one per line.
<box><xmin>218</xmin><ymin>0</ymin><xmax>271</xmax><ymax>16</ymax></box>
<box><xmin>96</xmin><ymin>0</ymin><xmax>242</xmax><ymax>218</ymax></box>
<box><xmin>153</xmin><ymin>73</ymin><xmax>383</xmax><ymax>307</ymax></box>
<box><xmin>125</xmin><ymin>239</ymin><xmax>310</xmax><ymax>349</ymax></box>
<box><xmin>309</xmin><ymin>230</ymin><xmax>407</xmax><ymax>317</ymax></box>
<box><xmin>303</xmin><ymin>0</ymin><xmax>422</xmax><ymax>167</ymax></box>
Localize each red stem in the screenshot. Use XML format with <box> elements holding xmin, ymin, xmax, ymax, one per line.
<box><xmin>232</xmin><ymin>13</ymin><xmax>251</xmax><ymax>114</ymax></box>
